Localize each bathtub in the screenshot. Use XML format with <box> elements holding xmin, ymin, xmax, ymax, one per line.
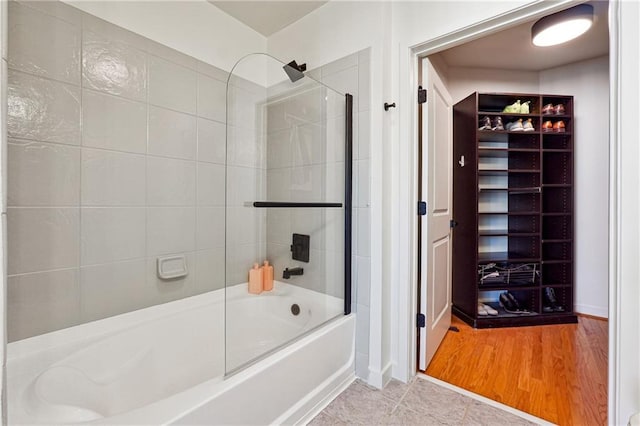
<box><xmin>7</xmin><ymin>282</ymin><xmax>355</xmax><ymax>425</ymax></box>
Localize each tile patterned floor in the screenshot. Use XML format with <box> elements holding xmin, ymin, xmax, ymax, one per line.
<box><xmin>309</xmin><ymin>376</ymin><xmax>540</xmax><ymax>425</ymax></box>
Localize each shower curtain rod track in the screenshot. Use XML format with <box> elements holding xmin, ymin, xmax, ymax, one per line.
<box><xmin>252</xmin><ymin>202</ymin><xmax>343</xmax><ymax>208</ymax></box>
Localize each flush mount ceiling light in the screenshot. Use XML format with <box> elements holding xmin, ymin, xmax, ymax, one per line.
<box><xmin>532</xmin><ymin>4</ymin><xmax>594</xmax><ymax>47</ymax></box>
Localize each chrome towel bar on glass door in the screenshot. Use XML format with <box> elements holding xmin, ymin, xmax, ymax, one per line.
<box><xmin>252</xmin><ymin>202</ymin><xmax>343</xmax><ymax>208</ymax></box>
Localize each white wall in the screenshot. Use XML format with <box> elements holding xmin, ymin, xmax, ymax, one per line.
<box><xmin>445</xmin><ymin>66</ymin><xmax>539</xmax><ymax>104</ymax></box>
<box><xmin>540</xmin><ymin>55</ymin><xmax>609</xmax><ymax>318</ymax></box>
<box><xmin>62</xmin><ymin>0</ymin><xmax>267</xmax><ymax>84</ymax></box>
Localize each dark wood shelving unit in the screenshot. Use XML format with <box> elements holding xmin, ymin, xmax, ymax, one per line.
<box><xmin>452</xmin><ymin>92</ymin><xmax>578</xmax><ymax>328</ymax></box>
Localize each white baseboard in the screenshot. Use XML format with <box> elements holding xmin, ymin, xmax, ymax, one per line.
<box><xmin>575</xmin><ymin>303</ymin><xmax>608</xmax><ymax>319</ymax></box>
<box><xmin>367</xmin><ymin>361</ymin><xmax>393</xmax><ymax>389</ymax></box>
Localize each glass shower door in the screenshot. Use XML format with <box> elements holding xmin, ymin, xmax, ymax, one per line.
<box><xmin>224</xmin><ymin>53</ymin><xmax>351</xmax><ymax>374</ymax></box>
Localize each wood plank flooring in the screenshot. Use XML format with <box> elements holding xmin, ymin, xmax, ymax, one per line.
<box><xmin>425</xmin><ymin>315</ymin><xmax>608</xmax><ymax>426</ymax></box>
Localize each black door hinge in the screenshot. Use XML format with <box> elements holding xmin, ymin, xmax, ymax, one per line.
<box><xmin>418</xmin><ymin>201</ymin><xmax>427</xmax><ymax>216</ymax></box>
<box><xmin>417</xmin><ymin>313</ymin><xmax>426</xmax><ymax>328</ymax></box>
<box><xmin>418</xmin><ymin>86</ymin><xmax>427</xmax><ymax>104</ymax></box>
<box><xmin>450</xmin><ymin>220</ymin><xmax>458</xmax><ymax>228</ymax></box>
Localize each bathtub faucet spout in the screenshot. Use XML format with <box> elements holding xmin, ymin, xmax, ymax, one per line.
<box><xmin>283</xmin><ymin>267</ymin><xmax>304</xmax><ymax>279</ymax></box>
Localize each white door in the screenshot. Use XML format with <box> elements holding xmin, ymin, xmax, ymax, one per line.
<box><xmin>418</xmin><ymin>57</ymin><xmax>453</xmax><ymax>371</ymax></box>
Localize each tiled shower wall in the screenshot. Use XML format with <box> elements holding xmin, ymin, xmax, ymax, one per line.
<box><xmin>265</xmin><ymin>51</ymin><xmax>372</xmax><ymax>379</ymax></box>
<box><xmin>5</xmin><ymin>1</ymin><xmax>265</xmax><ymax>341</ymax></box>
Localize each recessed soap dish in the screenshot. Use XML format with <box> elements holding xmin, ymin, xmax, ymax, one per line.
<box><xmin>157</xmin><ymin>255</ymin><xmax>188</xmax><ymax>280</ymax></box>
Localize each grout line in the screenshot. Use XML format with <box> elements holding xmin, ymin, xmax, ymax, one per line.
<box><xmin>417</xmin><ymin>374</ymin><xmax>553</xmax><ymax>425</ymax></box>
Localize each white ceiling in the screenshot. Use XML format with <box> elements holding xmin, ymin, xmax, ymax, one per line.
<box><xmin>209</xmin><ymin>1</ymin><xmax>328</xmax><ymax>36</ymax></box>
<box><xmin>434</xmin><ymin>1</ymin><xmax>609</xmax><ymax>71</ymax></box>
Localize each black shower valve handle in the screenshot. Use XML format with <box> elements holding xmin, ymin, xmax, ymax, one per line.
<box><xmin>384</xmin><ymin>102</ymin><xmax>396</xmax><ymax>111</ymax></box>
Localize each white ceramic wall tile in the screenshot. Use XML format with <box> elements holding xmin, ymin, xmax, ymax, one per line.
<box><xmin>358</xmin><ymin>110</ymin><xmax>371</xmax><ymax>159</ymax></box>
<box><xmin>7</xmin><ymin>268</ymin><xmax>80</xmax><ymax>341</ymax></box>
<box><xmin>357</xmin><ymin>159</ymin><xmax>370</xmax><ymax>207</ymax></box>
<box><xmin>357</xmin><ymin>208</ymin><xmax>370</xmax><ymax>257</ymax></box>
<box><xmin>146</xmin><ymin>40</ymin><xmax>197</xmax><ymax>70</ymax></box>
<box><xmin>146</xmin><ymin>156</ymin><xmax>196</xmax><ymax>206</ymax></box>
<box><xmin>325</xmin><ymin>116</ymin><xmax>346</xmax><ymax>164</ymax></box>
<box><xmin>227</xmin><ymin>84</ymin><xmax>265</xmax><ymax>130</ymax></box>
<box><xmin>356</xmin><ymin>256</ymin><xmax>371</xmax><ymax>307</ymax></box>
<box><xmin>323</xmin><ymin>66</ymin><xmax>358</xmax><ymax>111</ymax></box>
<box><xmin>196</xmin><ymin>60</ymin><xmax>229</xmax><ymax>82</ymax></box>
<box><xmin>290</xmin><ymin>123</ymin><xmax>324</xmax><ymax>167</ymax></box>
<box><xmin>81</xmin><ymin>13</ymin><xmax>147</xmax><ymax>52</ymax></box>
<box><xmin>81</xmin><ymin>207</ymin><xmax>146</xmax><ymax>265</ymax></box>
<box><xmin>290</xmin><ymin>164</ymin><xmax>323</xmax><ymax>202</ymax></box>
<box><xmin>196</xmin><ymin>207</ymin><xmax>225</xmax><ymax>250</ymax></box>
<box><xmin>146</xmin><ymin>207</ymin><xmax>196</xmax><ymax>256</ymax></box>
<box><xmin>284</xmin><ymin>86</ymin><xmax>324</xmax><ymax>126</ymax></box>
<box><xmin>227</xmin><ymin>207</ymin><xmax>265</xmax><ymax>245</ymax></box>
<box><xmin>266</xmin><ymin>100</ymin><xmax>288</xmax><ymax>133</ymax></box>
<box><xmin>355</xmin><ymin>351</ymin><xmax>370</xmax><ymax>380</ymax></box>
<box><xmin>82</xmin><ymin>30</ymin><xmax>146</xmax><ymax>101</ymax></box>
<box><xmin>325</xmin><ymin>250</ymin><xmax>345</xmax><ymax>298</ymax></box>
<box><xmin>7</xmin><ymin>207</ymin><xmax>79</xmax><ymax>274</ymax></box>
<box><xmin>19</xmin><ymin>0</ymin><xmax>83</xmax><ymax>26</ymax></box>
<box><xmin>323</xmin><ymin>209</ymin><xmax>345</xmax><ymax>253</ymax></box>
<box><xmin>148</xmin><ymin>54</ymin><xmax>196</xmax><ymax>114</ymax></box>
<box><xmin>8</xmin><ymin>139</ymin><xmax>80</xmax><ymax>206</ymax></box>
<box><xmin>355</xmin><ymin>304</ymin><xmax>370</xmax><ymax>354</ymax></box>
<box><xmin>82</xmin><ymin>89</ymin><xmax>146</xmax><ymax>154</ymax></box>
<box><xmin>227</xmin><ymin>166</ymin><xmax>264</xmax><ymax>206</ymax></box>
<box><xmin>291</xmin><ymin>208</ymin><xmax>324</xmax><ymax>250</ymax></box>
<box><xmin>80</xmin><ymin>259</ymin><xmax>148</xmax><ymax>322</ymax></box>
<box><xmin>196</xmin><ymin>162</ymin><xmax>225</xmax><ymax>206</ymax></box>
<box><xmin>148</xmin><ymin>105</ymin><xmax>197</xmax><ymax>160</ymax></box>
<box><xmin>266</xmin><ymin>168</ymin><xmax>290</xmax><ymax>202</ymax></box>
<box><xmin>8</xmin><ymin>1</ymin><xmax>80</xmax><ymax>85</ymax></box>
<box><xmin>227</xmin><ymin>125</ymin><xmax>264</xmax><ymax>168</ymax></box>
<box><xmin>351</xmin><ymin>208</ymin><xmax>359</xmax><ymax>257</ymax></box>
<box><xmin>7</xmin><ymin>70</ymin><xmax>80</xmax><ymax>145</ymax></box>
<box><xmin>266</xmin><ymin>128</ymin><xmax>292</xmax><ymax>169</ymax></box>
<box><xmin>195</xmin><ymin>248</ymin><xmax>225</xmax><ymax>294</ymax></box>
<box><xmin>266</xmin><ymin>209</ymin><xmax>291</xmax><ymax>246</ymax></box>
<box><xmin>228</xmin><ymin>243</ymin><xmax>265</xmax><ymax>286</ymax></box>
<box><xmin>197</xmin><ymin>73</ymin><xmax>225</xmax><ymax>122</ymax></box>
<box><xmin>358</xmin><ymin>49</ymin><xmax>371</xmax><ymax>112</ymax></box>
<box><xmin>81</xmin><ymin>148</ymin><xmax>146</xmax><ymax>206</ymax></box>
<box><xmin>146</xmin><ymin>252</ymin><xmax>195</xmax><ymax>304</ymax></box>
<box><xmin>197</xmin><ymin>117</ymin><xmax>225</xmax><ymax>164</ymax></box>
<box><xmin>321</xmin><ymin>53</ymin><xmax>358</xmax><ymax>78</ymax></box>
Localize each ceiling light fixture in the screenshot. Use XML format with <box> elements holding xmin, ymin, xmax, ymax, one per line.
<box><xmin>532</xmin><ymin>4</ymin><xmax>594</xmax><ymax>47</ymax></box>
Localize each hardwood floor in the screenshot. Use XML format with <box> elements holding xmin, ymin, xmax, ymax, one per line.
<box><xmin>425</xmin><ymin>315</ymin><xmax>608</xmax><ymax>426</ymax></box>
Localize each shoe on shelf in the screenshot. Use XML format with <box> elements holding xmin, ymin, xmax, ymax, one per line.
<box><xmin>478</xmin><ymin>303</ymin><xmax>489</xmax><ymax>316</ymax></box>
<box><xmin>544</xmin><ymin>287</ymin><xmax>565</xmax><ymax>312</ymax></box>
<box><xmin>499</xmin><ymin>291</ymin><xmax>521</xmax><ymax>312</ymax></box>
<box><xmin>542</xmin><ymin>103</ymin><xmax>555</xmax><ymax>115</ymax></box>
<box><xmin>503</xmin><ymin>100</ymin><xmax>521</xmax><ymax>113</ymax></box>
<box><xmin>507</xmin><ymin>119</ymin><xmax>524</xmax><ymax>132</ymax></box>
<box><xmin>479</xmin><ymin>116</ymin><xmax>492</xmax><ymax>130</ymax></box>
<box><xmin>523</xmin><ymin>118</ymin><xmax>535</xmax><ymax>132</ymax></box>
<box><xmin>542</xmin><ymin>120</ymin><xmax>553</xmax><ymax>132</ymax></box>
<box><xmin>554</xmin><ymin>104</ymin><xmax>565</xmax><ymax>115</ymax></box>
<box><xmin>520</xmin><ymin>101</ymin><xmax>531</xmax><ymax>114</ymax></box>
<box><xmin>492</xmin><ymin>116</ymin><xmax>504</xmax><ymax>131</ymax></box>
<box><xmin>481</xmin><ymin>303</ymin><xmax>499</xmax><ymax>316</ymax></box>
<box><xmin>553</xmin><ymin>120</ymin><xmax>566</xmax><ymax>132</ymax></box>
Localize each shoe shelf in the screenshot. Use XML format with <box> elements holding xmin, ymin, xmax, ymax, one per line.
<box><xmin>452</xmin><ymin>91</ymin><xmax>577</xmax><ymax>328</ymax></box>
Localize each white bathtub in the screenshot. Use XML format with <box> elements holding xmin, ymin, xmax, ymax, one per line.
<box><xmin>7</xmin><ymin>282</ymin><xmax>355</xmax><ymax>425</ymax></box>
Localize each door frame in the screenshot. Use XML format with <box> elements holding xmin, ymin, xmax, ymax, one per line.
<box><xmin>401</xmin><ymin>0</ymin><xmax>623</xmax><ymax>423</ymax></box>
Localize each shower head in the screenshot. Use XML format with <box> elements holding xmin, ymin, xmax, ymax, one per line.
<box><xmin>283</xmin><ymin>60</ymin><xmax>306</xmax><ymax>83</ymax></box>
